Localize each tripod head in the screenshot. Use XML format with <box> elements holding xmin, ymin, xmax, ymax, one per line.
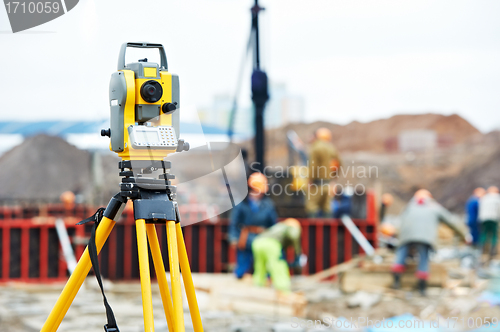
<box><xmin>102</xmin><ymin>42</ymin><xmax>189</xmax><ymax>161</ymax></box>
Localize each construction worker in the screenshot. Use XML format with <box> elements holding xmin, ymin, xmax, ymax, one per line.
<box><xmin>60</xmin><ymin>191</ymin><xmax>75</xmax><ymax>214</ymax></box>
<box><xmin>380</xmin><ymin>193</ymin><xmax>394</xmax><ymax>222</ymax></box>
<box><xmin>330</xmin><ymin>182</ymin><xmax>351</xmax><ymax>218</ymax></box>
<box><xmin>306</xmin><ymin>127</ymin><xmax>341</xmax><ymax>218</ymax></box>
<box><xmin>252</xmin><ymin>218</ymin><xmax>303</xmax><ymax>292</ymax></box>
<box><xmin>479</xmin><ymin>186</ymin><xmax>500</xmax><ymax>259</ymax></box>
<box><xmin>379</xmin><ymin>222</ymin><xmax>398</xmax><ymax>249</ymax></box>
<box><xmin>229</xmin><ymin>172</ymin><xmax>278</xmax><ymax>279</ymax></box>
<box><xmin>465</xmin><ymin>187</ymin><xmax>486</xmax><ymax>247</ymax></box>
<box><xmin>391</xmin><ymin>189</ymin><xmax>468</xmax><ymax>295</ymax></box>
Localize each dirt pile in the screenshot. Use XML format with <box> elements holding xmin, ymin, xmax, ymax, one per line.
<box><xmin>240</xmin><ymin>112</ymin><xmax>496</xmax><ymax>213</ymax></box>
<box><xmin>254</xmin><ymin>113</ymin><xmax>480</xmax><ymax>166</ymax></box>
<box><xmin>434</xmin><ymin>146</ymin><xmax>500</xmax><ymax>211</ymax></box>
<box><xmin>0</xmin><ymin>134</ymin><xmax>119</xmax><ymax>204</ymax></box>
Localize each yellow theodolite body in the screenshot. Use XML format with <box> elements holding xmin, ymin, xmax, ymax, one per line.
<box><xmin>106</xmin><ymin>42</ymin><xmax>182</xmax><ymax>161</ymax></box>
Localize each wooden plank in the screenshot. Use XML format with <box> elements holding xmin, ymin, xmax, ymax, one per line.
<box><xmin>190</xmin><ymin>273</ymin><xmax>307</xmax><ymax>317</ymax></box>
<box><xmin>211</xmin><ymin>287</ymin><xmax>307</xmax><ymax>317</ymax></box>
<box><xmin>304</xmin><ymin>257</ymin><xmax>362</xmax><ymax>283</ymax></box>
<box><xmin>213</xmin><ymin>297</ymin><xmax>300</xmax><ymax>317</ymax></box>
<box><xmin>340</xmin><ymin>266</ymin><xmax>447</xmax><ymax>293</ymax></box>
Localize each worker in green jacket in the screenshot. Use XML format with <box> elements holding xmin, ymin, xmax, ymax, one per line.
<box><xmin>252</xmin><ymin>218</ymin><xmax>304</xmax><ymax>292</ymax></box>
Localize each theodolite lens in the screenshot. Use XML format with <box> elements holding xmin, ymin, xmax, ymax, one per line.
<box><xmin>140</xmin><ymin>80</ymin><xmax>163</xmax><ymax>103</ymax></box>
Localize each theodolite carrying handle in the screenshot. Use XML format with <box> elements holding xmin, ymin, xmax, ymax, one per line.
<box><xmin>117</xmin><ymin>42</ymin><xmax>168</xmax><ymax>71</ymax></box>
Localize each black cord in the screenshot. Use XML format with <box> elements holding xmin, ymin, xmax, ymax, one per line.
<box><xmin>227</xmin><ymin>24</ymin><xmax>254</xmax><ymax>142</ymax></box>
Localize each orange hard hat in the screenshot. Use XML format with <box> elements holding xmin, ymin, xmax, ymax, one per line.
<box><xmin>60</xmin><ymin>191</ymin><xmax>75</xmax><ymax>204</ymax></box>
<box><xmin>380</xmin><ymin>223</ymin><xmax>396</xmax><ymax>237</ymax></box>
<box><xmin>60</xmin><ymin>191</ymin><xmax>75</xmax><ymax>210</ymax></box>
<box><xmin>248</xmin><ymin>172</ymin><xmax>268</xmax><ymax>194</ymax></box>
<box><xmin>283</xmin><ymin>218</ymin><xmax>301</xmax><ymax>229</ymax></box>
<box><xmin>316</xmin><ymin>127</ymin><xmax>332</xmax><ymax>141</ymax></box>
<box><xmin>474</xmin><ymin>187</ymin><xmax>486</xmax><ymax>197</ymax></box>
<box><xmin>330</xmin><ymin>159</ymin><xmax>340</xmax><ymax>172</ymax></box>
<box><xmin>382</xmin><ymin>193</ymin><xmax>394</xmax><ymax>206</ymax></box>
<box><xmin>124</xmin><ymin>200</ymin><xmax>134</xmax><ymax>213</ymax></box>
<box><xmin>487</xmin><ymin>186</ymin><xmax>499</xmax><ymax>194</ymax></box>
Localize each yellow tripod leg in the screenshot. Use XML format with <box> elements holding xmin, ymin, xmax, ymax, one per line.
<box><xmin>166</xmin><ymin>220</ymin><xmax>185</xmax><ymax>332</ymax></box>
<box><xmin>146</xmin><ymin>224</ymin><xmax>174</xmax><ymax>332</ymax></box>
<box><xmin>136</xmin><ymin>219</ymin><xmax>155</xmax><ymax>332</ymax></box>
<box><xmin>41</xmin><ymin>216</ymin><xmax>116</xmax><ymax>332</ymax></box>
<box><xmin>176</xmin><ymin>222</ymin><xmax>204</xmax><ymax>332</ymax></box>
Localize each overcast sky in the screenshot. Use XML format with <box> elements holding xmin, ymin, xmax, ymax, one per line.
<box><xmin>1</xmin><ymin>0</ymin><xmax>500</xmax><ymax>132</ymax></box>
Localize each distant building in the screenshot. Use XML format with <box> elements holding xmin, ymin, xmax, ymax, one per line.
<box><xmin>197</xmin><ymin>94</ymin><xmax>253</xmax><ymax>137</ymax></box>
<box><xmin>398</xmin><ymin>130</ymin><xmax>437</xmax><ymax>152</ymax></box>
<box><xmin>265</xmin><ymin>83</ymin><xmax>305</xmax><ymax>128</ymax></box>
<box><xmin>281</xmin><ymin>95</ymin><xmax>305</xmax><ymax>125</ymax></box>
<box><xmin>199</xmin><ymin>83</ymin><xmax>305</xmax><ymax>137</ymax></box>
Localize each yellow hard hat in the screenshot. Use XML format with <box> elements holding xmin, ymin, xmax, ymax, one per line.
<box><xmin>248</xmin><ymin>172</ymin><xmax>268</xmax><ymax>194</ymax></box>
<box><xmin>316</xmin><ymin>127</ymin><xmax>332</xmax><ymax>141</ymax></box>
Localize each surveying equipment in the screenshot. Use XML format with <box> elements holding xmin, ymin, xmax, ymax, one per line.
<box><xmin>41</xmin><ymin>42</ymin><xmax>203</xmax><ymax>332</ymax></box>
<box><xmin>102</xmin><ymin>42</ymin><xmax>189</xmax><ymax>160</ymax></box>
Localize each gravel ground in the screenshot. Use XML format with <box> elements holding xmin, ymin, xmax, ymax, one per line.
<box><xmin>0</xmin><ymin>280</ymin><xmax>292</xmax><ymax>332</ymax></box>
<box><xmin>2</xmin><ymin>276</ymin><xmax>500</xmax><ymax>332</ymax></box>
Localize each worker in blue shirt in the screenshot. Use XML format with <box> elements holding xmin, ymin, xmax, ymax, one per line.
<box><xmin>229</xmin><ymin>172</ymin><xmax>278</xmax><ymax>279</ymax></box>
<box><xmin>466</xmin><ymin>187</ymin><xmax>485</xmax><ymax>247</ymax></box>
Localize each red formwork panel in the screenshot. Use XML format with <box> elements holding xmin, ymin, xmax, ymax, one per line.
<box><xmin>294</xmin><ymin>218</ymin><xmax>377</xmax><ymax>275</ymax></box>
<box><xmin>0</xmin><ymin>208</ymin><xmax>378</xmax><ymax>282</ymax></box>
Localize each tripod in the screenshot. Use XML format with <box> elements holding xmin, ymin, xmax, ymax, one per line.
<box><xmin>41</xmin><ymin>160</ymin><xmax>203</xmax><ymax>332</ymax></box>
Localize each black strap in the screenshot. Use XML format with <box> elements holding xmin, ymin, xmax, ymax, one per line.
<box><xmin>78</xmin><ymin>208</ymin><xmax>120</xmax><ymax>332</ymax></box>
<box><xmin>76</xmin><ymin>207</ymin><xmax>106</xmax><ymax>226</ymax></box>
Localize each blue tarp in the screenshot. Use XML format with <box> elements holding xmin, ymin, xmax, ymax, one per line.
<box><xmin>0</xmin><ymin>120</ymin><xmax>230</xmax><ymax>136</ymax></box>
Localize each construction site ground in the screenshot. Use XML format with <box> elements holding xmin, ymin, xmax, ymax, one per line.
<box><xmin>2</xmin><ymin>264</ymin><xmax>500</xmax><ymax>332</ymax></box>
<box><xmin>0</xmin><ymin>278</ymin><xmax>297</xmax><ymax>332</ymax></box>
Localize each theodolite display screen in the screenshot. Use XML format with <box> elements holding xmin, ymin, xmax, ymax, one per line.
<box><xmin>128</xmin><ymin>125</ymin><xmax>178</xmax><ymax>149</ymax></box>
<box><xmin>136</xmin><ymin>130</ymin><xmax>160</xmax><ymax>143</ymax></box>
